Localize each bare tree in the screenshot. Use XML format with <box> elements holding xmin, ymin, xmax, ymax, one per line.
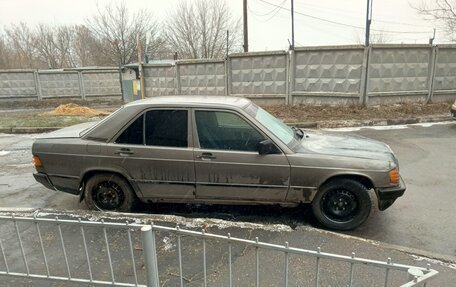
<box><xmin>55</xmin><ymin>26</ymin><xmax>75</xmax><ymax>67</ymax></box>
<box><xmin>355</xmin><ymin>31</ymin><xmax>393</xmax><ymax>45</ymax></box>
<box><xmin>85</xmin><ymin>1</ymin><xmax>160</xmax><ymax>65</ymax></box>
<box><xmin>34</xmin><ymin>24</ymin><xmax>59</xmax><ymax>68</ymax></box>
<box><xmin>72</xmin><ymin>25</ymin><xmax>101</xmax><ymax>67</ymax></box>
<box><xmin>164</xmin><ymin>0</ymin><xmax>242</xmax><ymax>59</ymax></box>
<box><xmin>4</xmin><ymin>23</ymin><xmax>37</xmax><ymax>68</ymax></box>
<box><xmin>0</xmin><ymin>34</ymin><xmax>13</xmax><ymax>69</ymax></box>
<box><xmin>415</xmin><ymin>0</ymin><xmax>456</xmax><ymax>40</ymax></box>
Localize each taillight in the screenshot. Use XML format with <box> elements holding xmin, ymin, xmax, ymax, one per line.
<box><xmin>33</xmin><ymin>155</ymin><xmax>42</xmax><ymax>168</ymax></box>
<box><xmin>388</xmin><ymin>168</ymin><xmax>400</xmax><ymax>185</ymax></box>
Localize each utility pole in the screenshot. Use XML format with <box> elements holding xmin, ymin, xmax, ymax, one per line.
<box><xmin>137</xmin><ymin>34</ymin><xmax>145</xmax><ymax>100</ymax></box>
<box><xmin>365</xmin><ymin>0</ymin><xmax>373</xmax><ymax>46</ymax></box>
<box><xmin>291</xmin><ymin>0</ymin><xmax>295</xmax><ymax>50</ymax></box>
<box><xmin>243</xmin><ymin>0</ymin><xmax>248</xmax><ymax>52</ymax></box>
<box><xmin>226</xmin><ymin>30</ymin><xmax>230</xmax><ymax>57</ymax></box>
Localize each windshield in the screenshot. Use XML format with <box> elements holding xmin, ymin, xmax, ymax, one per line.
<box><xmin>245</xmin><ymin>103</ymin><xmax>296</xmax><ymax>146</ymax></box>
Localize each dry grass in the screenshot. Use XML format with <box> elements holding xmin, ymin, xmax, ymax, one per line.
<box><xmin>265</xmin><ymin>102</ymin><xmax>452</xmax><ymax>123</ymax></box>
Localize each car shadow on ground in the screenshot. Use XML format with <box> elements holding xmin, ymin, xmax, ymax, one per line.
<box><xmin>133</xmin><ymin>201</ymin><xmax>317</xmax><ymax>230</ymax></box>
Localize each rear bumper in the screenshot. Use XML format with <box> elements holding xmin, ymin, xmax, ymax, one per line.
<box><xmin>375</xmin><ymin>177</ymin><xmax>406</xmax><ymax>211</ymax></box>
<box><xmin>33</xmin><ymin>173</ymin><xmax>55</xmax><ymax>190</ymax></box>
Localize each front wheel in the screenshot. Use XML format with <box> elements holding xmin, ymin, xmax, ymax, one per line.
<box><xmin>311</xmin><ymin>179</ymin><xmax>371</xmax><ymax>230</ymax></box>
<box><xmin>84</xmin><ymin>173</ymin><xmax>136</xmax><ymax>212</ymax></box>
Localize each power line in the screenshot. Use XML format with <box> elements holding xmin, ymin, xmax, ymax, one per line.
<box><xmin>293</xmin><ymin>1</ymin><xmax>431</xmax><ymax>28</ymax></box>
<box><xmin>258</xmin><ymin>0</ymin><xmax>432</xmax><ymax>35</ymax></box>
<box><xmin>248</xmin><ymin>0</ymin><xmax>286</xmax><ymax>18</ymax></box>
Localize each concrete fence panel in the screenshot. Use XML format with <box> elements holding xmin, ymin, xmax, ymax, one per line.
<box><xmin>367</xmin><ymin>45</ymin><xmax>432</xmax><ymax>105</ymax></box>
<box><xmin>143</xmin><ymin>65</ymin><xmax>176</xmax><ymax>97</ymax></box>
<box><xmin>229</xmin><ymin>51</ymin><xmax>288</xmax><ymax>105</ymax></box>
<box><xmin>432</xmin><ymin>45</ymin><xmax>456</xmax><ymax>102</ymax></box>
<box><xmin>292</xmin><ymin>46</ymin><xmax>365</xmax><ymax>105</ymax></box>
<box><xmin>178</xmin><ymin>59</ymin><xmax>226</xmax><ymax>96</ymax></box>
<box><xmin>81</xmin><ymin>70</ymin><xmax>121</xmax><ymax>97</ymax></box>
<box><xmin>38</xmin><ymin>71</ymin><xmax>81</xmax><ymax>98</ymax></box>
<box><xmin>0</xmin><ymin>70</ymin><xmax>37</xmax><ymax>98</ymax></box>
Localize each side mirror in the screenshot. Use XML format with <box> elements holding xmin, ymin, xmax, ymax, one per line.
<box><xmin>258</xmin><ymin>139</ymin><xmax>280</xmax><ymax>155</ymax></box>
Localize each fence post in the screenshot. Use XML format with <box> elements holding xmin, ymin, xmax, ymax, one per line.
<box><xmin>33</xmin><ymin>70</ymin><xmax>42</xmax><ymax>100</ymax></box>
<box><xmin>78</xmin><ymin>71</ymin><xmax>86</xmax><ymax>101</ymax></box>
<box><xmin>141</xmin><ymin>225</ymin><xmax>160</xmax><ymax>287</ymax></box>
<box><xmin>359</xmin><ymin>45</ymin><xmax>371</xmax><ymax>106</ymax></box>
<box><xmin>176</xmin><ymin>62</ymin><xmax>182</xmax><ymax>95</ymax></box>
<box><xmin>287</xmin><ymin>50</ymin><xmax>295</xmax><ymax>105</ymax></box>
<box><xmin>426</xmin><ymin>45</ymin><xmax>438</xmax><ymax>104</ymax></box>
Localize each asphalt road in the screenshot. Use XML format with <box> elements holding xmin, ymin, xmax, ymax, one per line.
<box><xmin>0</xmin><ymin>122</ymin><xmax>455</xmax><ymax>258</ymax></box>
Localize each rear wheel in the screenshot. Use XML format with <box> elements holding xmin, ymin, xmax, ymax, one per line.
<box><xmin>84</xmin><ymin>173</ymin><xmax>135</xmax><ymax>212</ymax></box>
<box><xmin>311</xmin><ymin>179</ymin><xmax>371</xmax><ymax>230</ymax></box>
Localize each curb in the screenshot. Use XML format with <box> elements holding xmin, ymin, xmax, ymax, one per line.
<box><xmin>0</xmin><ymin>115</ymin><xmax>452</xmax><ymax>134</ymax></box>
<box><xmin>0</xmin><ymin>127</ymin><xmax>64</xmax><ymax>134</ymax></box>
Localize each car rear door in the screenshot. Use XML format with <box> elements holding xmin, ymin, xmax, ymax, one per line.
<box><xmin>192</xmin><ymin>108</ymin><xmax>290</xmax><ymax>202</ymax></box>
<box><xmin>104</xmin><ymin>108</ymin><xmax>195</xmax><ymax>200</ymax></box>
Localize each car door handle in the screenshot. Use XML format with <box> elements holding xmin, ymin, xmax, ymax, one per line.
<box><xmin>196</xmin><ymin>152</ymin><xmax>216</xmax><ymax>160</ymax></box>
<box><xmin>115</xmin><ymin>148</ymin><xmax>134</xmax><ymax>156</ymax></box>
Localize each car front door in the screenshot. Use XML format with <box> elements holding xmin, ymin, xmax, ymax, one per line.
<box><xmin>193</xmin><ymin>109</ymin><xmax>290</xmax><ymax>202</ymax></box>
<box><xmin>105</xmin><ymin>109</ymin><xmax>195</xmax><ymax>200</ymax></box>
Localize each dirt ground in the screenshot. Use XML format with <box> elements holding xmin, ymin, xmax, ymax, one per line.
<box><xmin>0</xmin><ymin>99</ymin><xmax>453</xmax><ymax>128</ymax></box>
<box><xmin>265</xmin><ymin>102</ymin><xmax>452</xmax><ymax>123</ymax></box>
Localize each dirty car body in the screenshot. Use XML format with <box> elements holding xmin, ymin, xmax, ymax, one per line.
<box><xmin>32</xmin><ymin>96</ymin><xmax>405</xmax><ymax>230</ymax></box>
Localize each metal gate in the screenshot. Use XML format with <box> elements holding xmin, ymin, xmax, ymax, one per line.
<box><xmin>0</xmin><ymin>213</ymin><xmax>438</xmax><ymax>286</ymax></box>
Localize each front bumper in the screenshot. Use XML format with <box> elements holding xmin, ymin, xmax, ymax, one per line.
<box><xmin>33</xmin><ymin>172</ymin><xmax>56</xmax><ymax>190</ymax></box>
<box><xmin>375</xmin><ymin>177</ymin><xmax>406</xmax><ymax>211</ymax></box>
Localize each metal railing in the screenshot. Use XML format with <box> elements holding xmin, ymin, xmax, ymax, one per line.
<box><xmin>0</xmin><ymin>213</ymin><xmax>438</xmax><ymax>287</ymax></box>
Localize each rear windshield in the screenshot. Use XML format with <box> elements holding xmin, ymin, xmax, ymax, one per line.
<box><xmin>79</xmin><ymin>106</ymin><xmax>124</xmax><ymax>137</ymax></box>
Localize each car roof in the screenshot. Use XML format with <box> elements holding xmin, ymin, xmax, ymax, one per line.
<box><xmin>125</xmin><ymin>95</ymin><xmax>252</xmax><ymax>109</ymax></box>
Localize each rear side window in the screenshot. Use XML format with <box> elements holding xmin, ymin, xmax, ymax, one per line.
<box><xmin>145</xmin><ymin>110</ymin><xmax>188</xmax><ymax>147</ymax></box>
<box><xmin>115</xmin><ymin>114</ymin><xmax>144</xmax><ymax>145</ymax></box>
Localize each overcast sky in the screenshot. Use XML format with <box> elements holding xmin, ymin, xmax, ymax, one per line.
<box><xmin>0</xmin><ymin>0</ymin><xmax>447</xmax><ymax>51</ymax></box>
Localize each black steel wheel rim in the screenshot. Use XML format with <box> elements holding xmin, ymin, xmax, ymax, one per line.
<box><xmin>321</xmin><ymin>189</ymin><xmax>359</xmax><ymax>222</ymax></box>
<box><xmin>93</xmin><ymin>181</ymin><xmax>124</xmax><ymax>210</ymax></box>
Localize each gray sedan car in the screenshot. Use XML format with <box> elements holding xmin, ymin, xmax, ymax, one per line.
<box><xmin>32</xmin><ymin>96</ymin><xmax>405</xmax><ymax>230</ymax></box>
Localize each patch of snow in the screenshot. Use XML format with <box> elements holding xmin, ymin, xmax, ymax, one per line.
<box><xmin>162</xmin><ymin>236</ymin><xmax>173</xmax><ymax>251</ymax></box>
<box><xmin>325</xmin><ymin>121</ymin><xmax>453</xmax><ymax>132</ymax></box>
<box><xmin>410</xmin><ymin>121</ymin><xmax>453</xmax><ymax>128</ymax></box>
<box><xmin>326</xmin><ymin>125</ymin><xmax>408</xmax><ymax>132</ymax></box>
<box><xmin>0</xmin><ymin>209</ymin><xmax>293</xmax><ymax>233</ymax></box>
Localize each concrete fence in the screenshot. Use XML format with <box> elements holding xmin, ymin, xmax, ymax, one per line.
<box><xmin>2</xmin><ymin>44</ymin><xmax>456</xmax><ymax>105</ymax></box>
<box><xmin>140</xmin><ymin>44</ymin><xmax>456</xmax><ymax>105</ymax></box>
<box><xmin>0</xmin><ymin>68</ymin><xmax>121</xmax><ymax>100</ymax></box>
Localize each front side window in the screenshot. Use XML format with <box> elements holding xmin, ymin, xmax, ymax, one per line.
<box><xmin>195</xmin><ymin>111</ymin><xmax>265</xmax><ymax>151</ymax></box>
<box><xmin>145</xmin><ymin>110</ymin><xmax>188</xmax><ymax>147</ymax></box>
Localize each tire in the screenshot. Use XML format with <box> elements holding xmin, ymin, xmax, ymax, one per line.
<box><xmin>84</xmin><ymin>173</ymin><xmax>136</xmax><ymax>212</ymax></box>
<box><xmin>311</xmin><ymin>179</ymin><xmax>371</xmax><ymax>231</ymax></box>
